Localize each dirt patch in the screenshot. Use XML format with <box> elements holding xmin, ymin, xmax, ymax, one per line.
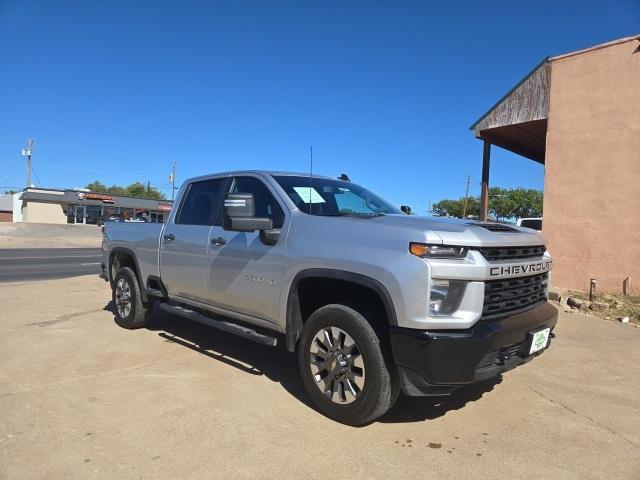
<box><xmin>0</xmin><ymin>223</ymin><xmax>102</xmax><ymax>249</ymax></box>
<box><xmin>560</xmin><ymin>291</ymin><xmax>640</xmax><ymax>326</ymax></box>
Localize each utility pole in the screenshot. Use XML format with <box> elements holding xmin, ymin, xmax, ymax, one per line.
<box><xmin>461</xmin><ymin>174</ymin><xmax>471</xmax><ymax>218</ymax></box>
<box><xmin>427</xmin><ymin>199</ymin><xmax>432</xmax><ymax>216</ymax></box>
<box><xmin>147</xmin><ymin>180</ymin><xmax>151</xmax><ymax>196</ymax></box>
<box><xmin>22</xmin><ymin>139</ymin><xmax>34</xmax><ymax>189</ymax></box>
<box><xmin>169</xmin><ymin>161</ymin><xmax>176</xmax><ymax>201</ymax></box>
<box><xmin>480</xmin><ymin>141</ymin><xmax>491</xmax><ymax>221</ymax></box>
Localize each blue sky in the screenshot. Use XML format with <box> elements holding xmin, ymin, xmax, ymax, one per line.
<box><xmin>1</xmin><ymin>1</ymin><xmax>638</xmax><ymax>212</ymax></box>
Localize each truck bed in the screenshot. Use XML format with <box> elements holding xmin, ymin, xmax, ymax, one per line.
<box><xmin>103</xmin><ymin>222</ymin><xmax>163</xmax><ymax>280</ymax></box>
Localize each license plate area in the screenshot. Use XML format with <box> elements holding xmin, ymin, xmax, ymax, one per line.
<box><xmin>526</xmin><ymin>327</ymin><xmax>551</xmax><ymax>355</ymax></box>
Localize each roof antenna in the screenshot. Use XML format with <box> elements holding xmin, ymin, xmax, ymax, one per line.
<box><xmin>308</xmin><ymin>145</ymin><xmax>313</xmax><ymax>215</ymax></box>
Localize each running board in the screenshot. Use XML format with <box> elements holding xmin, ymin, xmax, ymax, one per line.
<box><xmin>158</xmin><ymin>303</ymin><xmax>278</xmax><ymax>347</ymax></box>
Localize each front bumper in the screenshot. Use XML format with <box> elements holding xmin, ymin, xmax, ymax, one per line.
<box><xmin>390</xmin><ymin>301</ymin><xmax>558</xmax><ymax>396</ymax></box>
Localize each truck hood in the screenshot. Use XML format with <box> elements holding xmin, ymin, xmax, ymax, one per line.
<box><xmin>370</xmin><ymin>214</ymin><xmax>545</xmax><ymax>247</ymax></box>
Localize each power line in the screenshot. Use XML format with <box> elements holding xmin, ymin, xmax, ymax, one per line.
<box><xmin>31</xmin><ymin>165</ymin><xmax>42</xmax><ymax>187</ymax></box>
<box><xmin>0</xmin><ymin>160</ymin><xmax>167</xmax><ymax>179</ymax></box>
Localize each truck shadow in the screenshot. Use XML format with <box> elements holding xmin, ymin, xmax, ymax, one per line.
<box><xmin>144</xmin><ymin>305</ymin><xmax>315</xmax><ymax>409</ymax></box>
<box><xmin>105</xmin><ymin>301</ymin><xmax>502</xmax><ymax>425</ymax></box>
<box><xmin>377</xmin><ymin>377</ymin><xmax>502</xmax><ymax>423</ymax></box>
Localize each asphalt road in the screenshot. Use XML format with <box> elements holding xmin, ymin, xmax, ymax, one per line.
<box><xmin>0</xmin><ymin>248</ymin><xmax>102</xmax><ymax>282</ymax></box>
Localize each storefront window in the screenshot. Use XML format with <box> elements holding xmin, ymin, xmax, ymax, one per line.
<box><xmin>133</xmin><ymin>209</ymin><xmax>149</xmax><ymax>222</ymax></box>
<box><xmin>85</xmin><ymin>205</ymin><xmax>102</xmax><ymax>225</ymax></box>
<box><xmin>149</xmin><ymin>211</ymin><xmax>165</xmax><ymax>223</ymax></box>
<box><xmin>61</xmin><ymin>199</ymin><xmax>170</xmax><ymax>224</ymax></box>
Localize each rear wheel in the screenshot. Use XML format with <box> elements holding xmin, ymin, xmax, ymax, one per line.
<box><xmin>298</xmin><ymin>304</ymin><xmax>399</xmax><ymax>426</ymax></box>
<box><xmin>112</xmin><ymin>267</ymin><xmax>153</xmax><ymax>329</ymax></box>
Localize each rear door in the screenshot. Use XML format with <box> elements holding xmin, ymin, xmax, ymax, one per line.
<box><xmin>203</xmin><ymin>175</ymin><xmax>289</xmax><ymax>323</ymax></box>
<box><xmin>160</xmin><ymin>177</ymin><xmax>226</xmax><ymax>301</ymax></box>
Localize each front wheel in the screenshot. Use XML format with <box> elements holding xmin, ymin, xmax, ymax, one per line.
<box><xmin>298</xmin><ymin>304</ymin><xmax>399</xmax><ymax>426</ymax></box>
<box><xmin>112</xmin><ymin>267</ymin><xmax>153</xmax><ymax>329</ymax></box>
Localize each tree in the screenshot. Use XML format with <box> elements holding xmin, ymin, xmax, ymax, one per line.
<box><xmin>488</xmin><ymin>187</ymin><xmax>543</xmax><ymax>221</ymax></box>
<box><xmin>85</xmin><ymin>180</ymin><xmax>166</xmax><ymax>200</ymax></box>
<box><xmin>85</xmin><ymin>181</ymin><xmax>108</xmax><ymax>193</ymax></box>
<box><xmin>432</xmin><ymin>197</ymin><xmax>480</xmax><ymax>218</ymax></box>
<box><xmin>488</xmin><ymin>187</ymin><xmax>514</xmax><ymax>221</ymax></box>
<box><xmin>509</xmin><ymin>188</ymin><xmax>543</xmax><ymax>219</ymax></box>
<box><xmin>433</xmin><ymin>187</ymin><xmax>543</xmax><ymax>221</ymax></box>
<box><xmin>432</xmin><ymin>199</ymin><xmax>463</xmax><ymax>217</ymax></box>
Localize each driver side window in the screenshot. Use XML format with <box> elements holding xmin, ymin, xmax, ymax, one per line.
<box><xmin>229</xmin><ymin>177</ymin><xmax>285</xmax><ymax>228</ymax></box>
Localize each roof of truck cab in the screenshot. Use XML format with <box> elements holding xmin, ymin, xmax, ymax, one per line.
<box><xmin>183</xmin><ymin>170</ymin><xmax>336</xmax><ymax>184</ymax></box>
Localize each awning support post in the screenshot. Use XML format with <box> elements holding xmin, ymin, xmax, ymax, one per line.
<box><xmin>480</xmin><ymin>141</ymin><xmax>491</xmax><ymax>221</ymax></box>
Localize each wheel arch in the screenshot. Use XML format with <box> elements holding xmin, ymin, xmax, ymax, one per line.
<box><xmin>108</xmin><ymin>247</ymin><xmax>149</xmax><ymax>303</ymax></box>
<box><xmin>285</xmin><ymin>268</ymin><xmax>398</xmax><ymax>352</ymax></box>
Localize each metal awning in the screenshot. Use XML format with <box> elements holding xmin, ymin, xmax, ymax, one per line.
<box><xmin>20</xmin><ymin>190</ymin><xmax>173</xmax><ymax>210</ymax></box>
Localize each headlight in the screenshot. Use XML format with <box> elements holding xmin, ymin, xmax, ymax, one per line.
<box><xmin>410</xmin><ymin>243</ymin><xmax>468</xmax><ymax>259</ymax></box>
<box><xmin>429</xmin><ymin>279</ymin><xmax>467</xmax><ymax>316</ymax></box>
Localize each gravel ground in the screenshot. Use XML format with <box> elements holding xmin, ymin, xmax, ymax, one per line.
<box><xmin>1</xmin><ymin>276</ymin><xmax>639</xmax><ymax>479</ymax></box>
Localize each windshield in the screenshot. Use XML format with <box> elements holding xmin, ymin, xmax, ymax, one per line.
<box><xmin>273</xmin><ymin>175</ymin><xmax>402</xmax><ymax>217</ymax></box>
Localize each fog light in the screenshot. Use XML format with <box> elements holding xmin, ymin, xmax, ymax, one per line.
<box><xmin>429</xmin><ymin>279</ymin><xmax>467</xmax><ymax>316</ymax></box>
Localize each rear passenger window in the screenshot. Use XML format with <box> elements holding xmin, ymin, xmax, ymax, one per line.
<box><xmin>177</xmin><ymin>178</ymin><xmax>225</xmax><ymax>225</ymax></box>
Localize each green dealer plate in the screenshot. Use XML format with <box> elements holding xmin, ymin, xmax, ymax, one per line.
<box><xmin>529</xmin><ymin>327</ymin><xmax>551</xmax><ymax>355</ymax></box>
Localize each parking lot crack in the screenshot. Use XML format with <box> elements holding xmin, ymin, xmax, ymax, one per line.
<box><xmin>26</xmin><ymin>308</ymin><xmax>106</xmax><ymax>327</ymax></box>
<box><xmin>527</xmin><ymin>385</ymin><xmax>639</xmax><ymax>449</ymax></box>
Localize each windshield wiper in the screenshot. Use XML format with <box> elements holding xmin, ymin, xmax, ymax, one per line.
<box><xmin>335</xmin><ymin>212</ymin><xmax>385</xmax><ymax>218</ymax></box>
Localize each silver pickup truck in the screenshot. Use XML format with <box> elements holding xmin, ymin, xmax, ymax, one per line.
<box><xmin>101</xmin><ymin>170</ymin><xmax>557</xmax><ymax>425</ymax></box>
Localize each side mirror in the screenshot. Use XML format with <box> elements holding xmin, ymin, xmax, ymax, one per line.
<box><xmin>400</xmin><ymin>205</ymin><xmax>412</xmax><ymax>215</ymax></box>
<box><xmin>259</xmin><ymin>228</ymin><xmax>281</xmax><ymax>246</ymax></box>
<box><xmin>223</xmin><ymin>193</ymin><xmax>273</xmax><ymax>232</ymax></box>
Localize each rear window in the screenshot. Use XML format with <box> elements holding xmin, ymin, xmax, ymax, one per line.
<box><xmin>176</xmin><ymin>178</ymin><xmax>225</xmax><ymax>225</ymax></box>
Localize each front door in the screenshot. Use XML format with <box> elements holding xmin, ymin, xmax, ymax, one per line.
<box><xmin>75</xmin><ymin>205</ymin><xmax>85</xmax><ymax>224</ymax></box>
<box><xmin>203</xmin><ymin>175</ymin><xmax>289</xmax><ymax>324</ymax></box>
<box><xmin>160</xmin><ymin>177</ymin><xmax>226</xmax><ymax>302</ymax></box>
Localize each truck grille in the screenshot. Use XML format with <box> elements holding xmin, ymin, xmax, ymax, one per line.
<box><xmin>482</xmin><ymin>272</ymin><xmax>548</xmax><ymax>318</ymax></box>
<box><xmin>476</xmin><ymin>245</ymin><xmax>545</xmax><ymax>262</ymax></box>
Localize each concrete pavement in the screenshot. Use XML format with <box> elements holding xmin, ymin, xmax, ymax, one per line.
<box><xmin>1</xmin><ymin>276</ymin><xmax>639</xmax><ymax>479</ymax></box>
<box><xmin>0</xmin><ymin>248</ymin><xmax>102</xmax><ymax>282</ymax></box>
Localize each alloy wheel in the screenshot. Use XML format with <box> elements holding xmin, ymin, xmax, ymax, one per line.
<box><xmin>309</xmin><ymin>326</ymin><xmax>366</xmax><ymax>404</ymax></box>
<box><xmin>115</xmin><ymin>277</ymin><xmax>132</xmax><ymax>319</ymax></box>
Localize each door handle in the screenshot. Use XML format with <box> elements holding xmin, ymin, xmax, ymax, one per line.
<box><xmin>163</xmin><ymin>233</ymin><xmax>175</xmax><ymax>241</ymax></box>
<box><xmin>211</xmin><ymin>236</ymin><xmax>226</xmax><ymax>246</ymax></box>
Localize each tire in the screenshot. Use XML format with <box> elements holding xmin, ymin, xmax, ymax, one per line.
<box><xmin>112</xmin><ymin>267</ymin><xmax>153</xmax><ymax>329</ymax></box>
<box><xmin>298</xmin><ymin>304</ymin><xmax>399</xmax><ymax>426</ymax></box>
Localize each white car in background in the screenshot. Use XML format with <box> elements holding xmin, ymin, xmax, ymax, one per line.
<box><xmin>517</xmin><ymin>218</ymin><xmax>542</xmax><ymax>231</ymax></box>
